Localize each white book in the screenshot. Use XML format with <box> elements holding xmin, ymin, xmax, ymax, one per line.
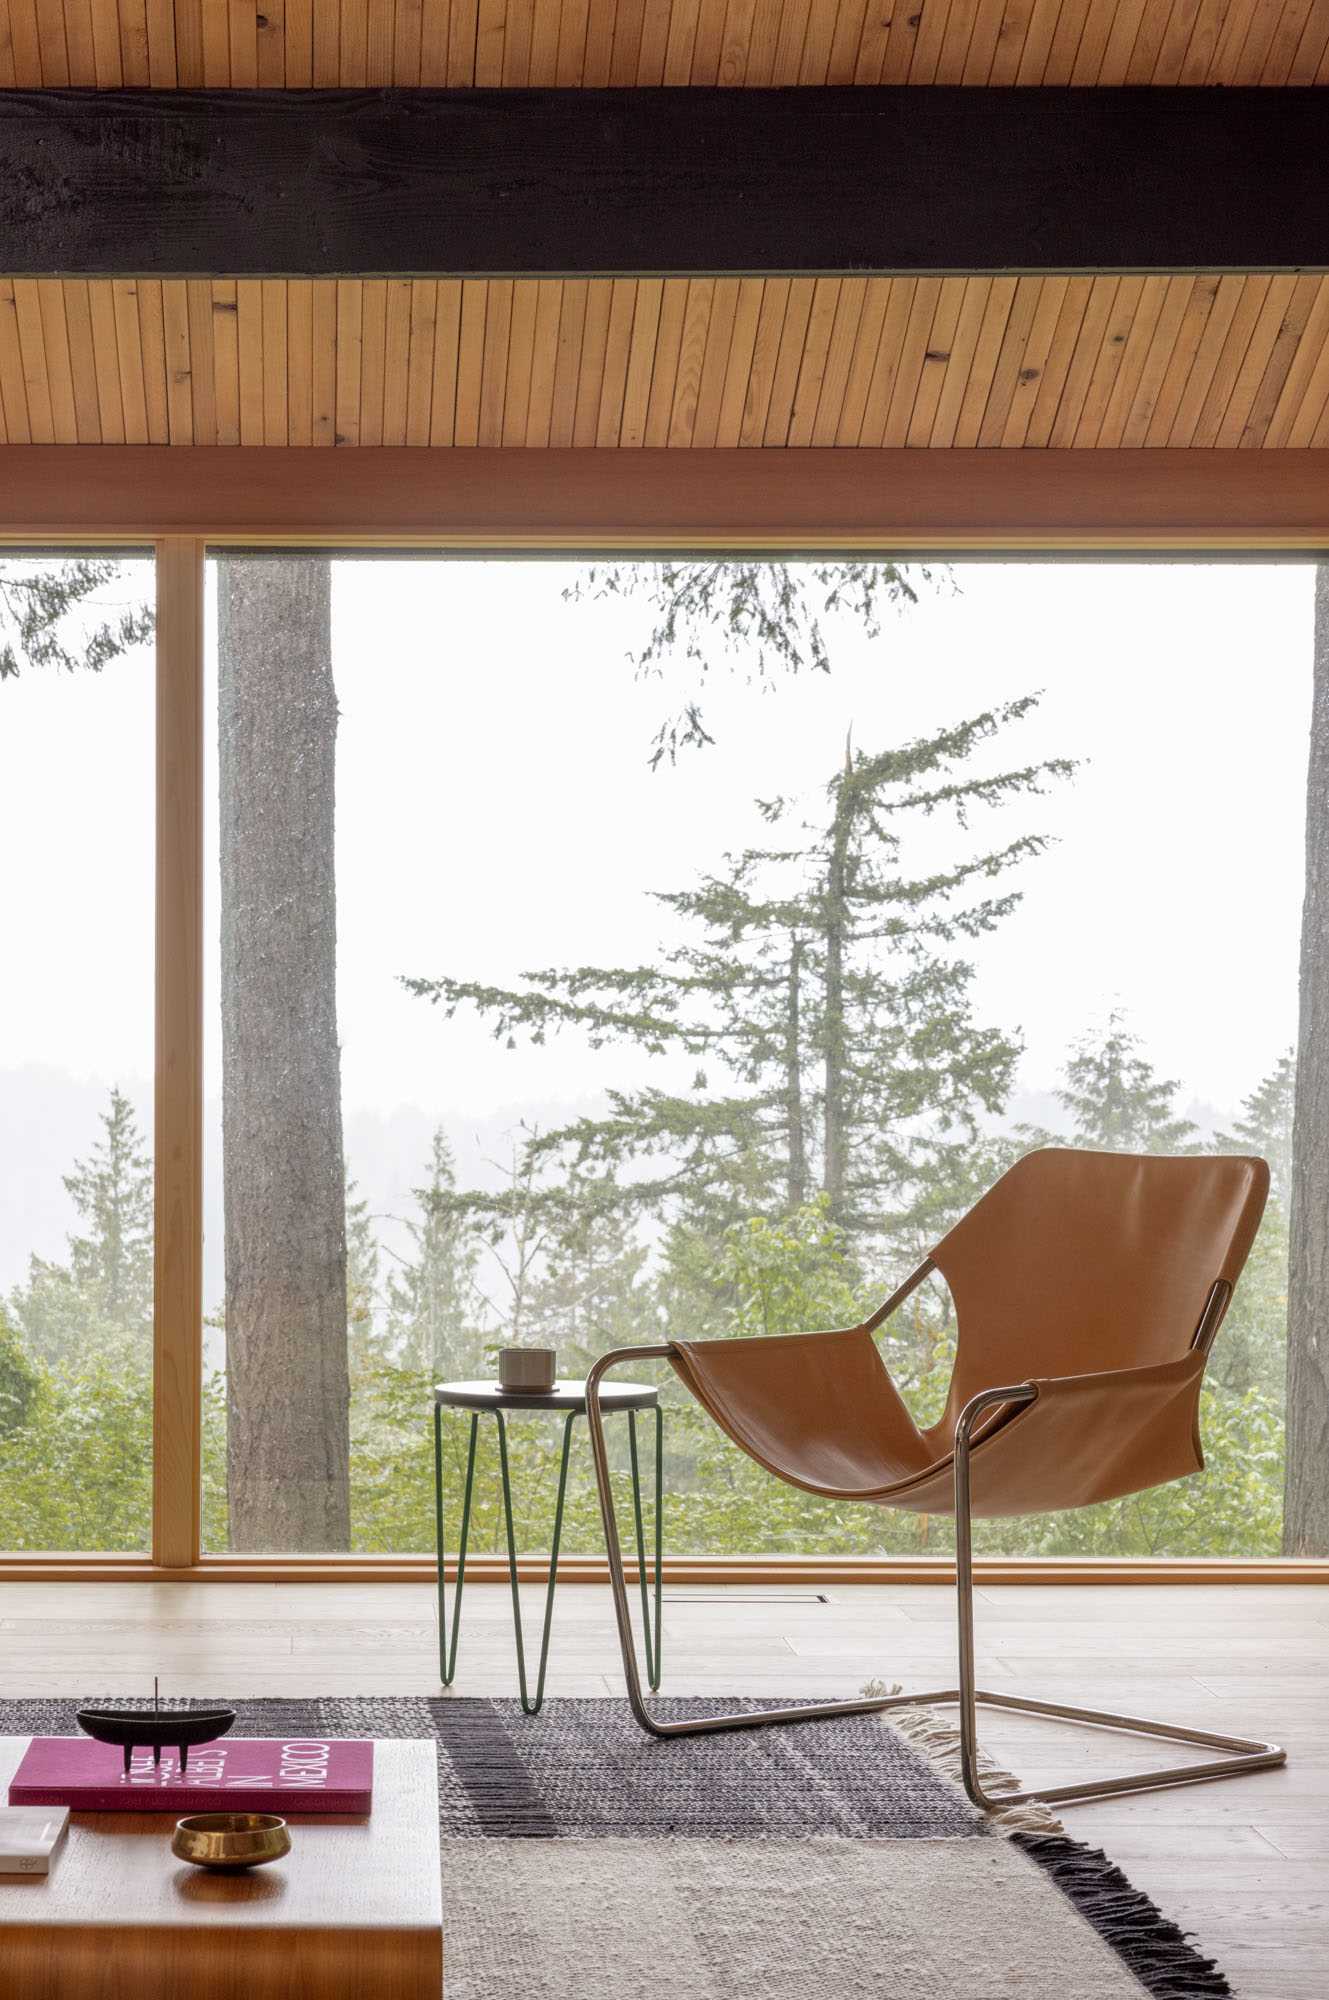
<box><xmin>0</xmin><ymin>1805</ymin><xmax>70</xmax><ymax>1874</ymax></box>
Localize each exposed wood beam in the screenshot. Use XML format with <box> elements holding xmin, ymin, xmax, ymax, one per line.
<box><xmin>0</xmin><ymin>447</ymin><xmax>1327</xmax><ymax>548</ymax></box>
<box><xmin>1</xmin><ymin>88</ymin><xmax>1327</xmax><ymax>278</ymax></box>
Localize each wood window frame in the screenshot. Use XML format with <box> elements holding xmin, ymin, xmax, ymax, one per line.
<box><xmin>1</xmin><ymin>443</ymin><xmax>1326</xmax><ymax>1585</ymax></box>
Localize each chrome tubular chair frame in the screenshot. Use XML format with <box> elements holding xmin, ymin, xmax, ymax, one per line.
<box><xmin>585</xmin><ymin>1351</ymin><xmax>1287</xmax><ymax>1807</ymax></box>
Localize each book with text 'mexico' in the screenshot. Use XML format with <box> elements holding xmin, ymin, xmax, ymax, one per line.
<box><xmin>7</xmin><ymin>1737</ymin><xmax>374</xmax><ymax>1815</ymax></box>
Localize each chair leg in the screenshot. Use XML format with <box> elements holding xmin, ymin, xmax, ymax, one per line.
<box><xmin>586</xmin><ymin>1347</ymin><xmax>902</xmax><ymax>1739</ymax></box>
<box><xmin>586</xmin><ymin>1354</ymin><xmax>1288</xmax><ymax>1798</ymax></box>
<box><xmin>938</xmin><ymin>1385</ymin><xmax>1287</xmax><ymax>1811</ymax></box>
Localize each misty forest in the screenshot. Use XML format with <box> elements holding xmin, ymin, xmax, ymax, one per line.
<box><xmin>1</xmin><ymin>554</ymin><xmax>1325</xmax><ymax>1560</ymax></box>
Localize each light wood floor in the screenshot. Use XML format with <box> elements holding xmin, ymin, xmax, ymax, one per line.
<box><xmin>0</xmin><ymin>1580</ymin><xmax>1322</xmax><ymax>1999</ymax></box>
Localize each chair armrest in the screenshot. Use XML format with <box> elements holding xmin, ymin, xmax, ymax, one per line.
<box><xmin>584</xmin><ymin>1342</ymin><xmax>673</xmax><ymax>1432</ymax></box>
<box><xmin>957</xmin><ymin>1348</ymin><xmax>1210</xmax><ymax>1517</ymax></box>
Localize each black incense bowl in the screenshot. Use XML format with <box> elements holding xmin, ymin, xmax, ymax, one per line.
<box><xmin>76</xmin><ymin>1704</ymin><xmax>237</xmax><ymax>1776</ymax></box>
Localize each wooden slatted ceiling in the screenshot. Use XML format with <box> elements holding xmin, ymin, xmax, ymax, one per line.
<box><xmin>5</xmin><ymin>274</ymin><xmax>1329</xmax><ymax>447</ymax></box>
<box><xmin>1</xmin><ymin>0</ymin><xmax>1328</xmax><ymax>87</ymax></box>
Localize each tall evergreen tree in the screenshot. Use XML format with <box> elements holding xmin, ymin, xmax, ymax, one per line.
<box><xmin>345</xmin><ymin>1174</ymin><xmax>383</xmax><ymax>1370</ymax></box>
<box><xmin>7</xmin><ymin>1087</ymin><xmax>153</xmax><ymax>1367</ymax></box>
<box><xmin>384</xmin><ymin>1131</ymin><xmax>485</xmax><ymax>1378</ymax></box>
<box><xmin>1207</xmin><ymin>1054</ymin><xmax>1295</xmax><ymax>1404</ymax></box>
<box><xmin>469</xmin><ymin>1132</ymin><xmax>563</xmax><ymax>1342</ymax></box>
<box><xmin>6</xmin><ymin>1088</ymin><xmax>153</xmax><ymax>1368</ymax></box>
<box><xmin>63</xmin><ymin>1086</ymin><xmax>155</xmax><ymax>1331</ymax></box>
<box><xmin>570</xmin><ymin>559</ymin><xmax>933</xmax><ymax>764</ymax></box>
<box><xmin>522</xmin><ymin>1185</ymin><xmax>655</xmax><ymax>1365</ymax></box>
<box><xmin>408</xmin><ymin>701</ymin><xmax>1070</xmax><ymax>1255</ymax></box>
<box><xmin>1218</xmin><ymin>1050</ymin><xmax>1295</xmax><ymax>1205</ymax></box>
<box><xmin>1055</xmin><ymin>1013</ymin><xmax>1198</xmax><ymax>1153</ymax></box>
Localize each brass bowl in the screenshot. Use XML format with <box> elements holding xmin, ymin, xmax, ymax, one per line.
<box><xmin>171</xmin><ymin>1812</ymin><xmax>291</xmax><ymax>1871</ymax></box>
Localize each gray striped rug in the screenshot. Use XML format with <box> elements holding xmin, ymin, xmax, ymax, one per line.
<box><xmin>0</xmin><ymin>1696</ymin><xmax>1230</xmax><ymax>2000</ymax></box>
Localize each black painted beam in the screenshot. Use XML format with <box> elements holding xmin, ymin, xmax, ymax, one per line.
<box><xmin>1</xmin><ymin>87</ymin><xmax>1327</xmax><ymax>278</ymax></box>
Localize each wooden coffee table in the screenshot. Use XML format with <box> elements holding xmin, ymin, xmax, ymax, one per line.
<box><xmin>0</xmin><ymin>1736</ymin><xmax>441</xmax><ymax>1999</ymax></box>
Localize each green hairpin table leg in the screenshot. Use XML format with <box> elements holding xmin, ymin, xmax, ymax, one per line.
<box><xmin>628</xmin><ymin>1406</ymin><xmax>664</xmax><ymax>1692</ymax></box>
<box><xmin>436</xmin><ymin>1405</ymin><xmax>480</xmax><ymax>1687</ymax></box>
<box><xmin>495</xmin><ymin>1408</ymin><xmax>578</xmax><ymax>1716</ymax></box>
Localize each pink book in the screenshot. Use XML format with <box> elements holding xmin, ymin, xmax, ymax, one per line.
<box><xmin>8</xmin><ymin>1738</ymin><xmax>374</xmax><ymax>1815</ymax></box>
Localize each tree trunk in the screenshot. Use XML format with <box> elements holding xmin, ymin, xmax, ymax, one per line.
<box><xmin>784</xmin><ymin>937</ymin><xmax>807</xmax><ymax>1210</ymax></box>
<box><xmin>219</xmin><ymin>557</ymin><xmax>351</xmax><ymax>1552</ymax></box>
<box><xmin>1285</xmin><ymin>562</ymin><xmax>1329</xmax><ymax>1554</ymax></box>
<box><xmin>821</xmin><ymin>761</ymin><xmax>854</xmax><ymax>1222</ymax></box>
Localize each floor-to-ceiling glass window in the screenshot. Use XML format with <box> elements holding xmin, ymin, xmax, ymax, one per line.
<box><xmin>200</xmin><ymin>554</ymin><xmax>1314</xmax><ymax>1559</ymax></box>
<box><xmin>0</xmin><ymin>551</ymin><xmax>155</xmax><ymax>1552</ymax></box>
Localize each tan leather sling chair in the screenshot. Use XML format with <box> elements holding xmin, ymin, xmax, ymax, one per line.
<box><xmin>584</xmin><ymin>1146</ymin><xmax>1286</xmax><ymax>1809</ymax></box>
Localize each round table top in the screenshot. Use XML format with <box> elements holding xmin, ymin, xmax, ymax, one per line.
<box><xmin>434</xmin><ymin>1377</ymin><xmax>659</xmax><ymax>1413</ymax></box>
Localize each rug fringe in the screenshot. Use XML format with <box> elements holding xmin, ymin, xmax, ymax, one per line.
<box><xmin>1013</xmin><ymin>1834</ymin><xmax>1234</xmax><ymax>1999</ymax></box>
<box><xmin>859</xmin><ymin>1678</ymin><xmax>1064</xmax><ymax>1836</ymax></box>
<box><xmin>861</xmin><ymin>1680</ymin><xmax>1232</xmax><ymax>1997</ymax></box>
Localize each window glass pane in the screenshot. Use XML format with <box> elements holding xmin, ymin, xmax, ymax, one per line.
<box><xmin>0</xmin><ymin>553</ymin><xmax>155</xmax><ymax>1552</ymax></box>
<box><xmin>202</xmin><ymin>556</ymin><xmax>1314</xmax><ymax>1559</ymax></box>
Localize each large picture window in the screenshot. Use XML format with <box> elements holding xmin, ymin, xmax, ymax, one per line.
<box><xmin>196</xmin><ymin>553</ymin><xmax>1315</xmax><ymax>1560</ymax></box>
<box><xmin>0</xmin><ymin>553</ymin><xmax>155</xmax><ymax>1552</ymax></box>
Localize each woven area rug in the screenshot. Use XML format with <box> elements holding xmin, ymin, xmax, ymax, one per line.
<box><xmin>0</xmin><ymin>1696</ymin><xmax>1230</xmax><ymax>2000</ymax></box>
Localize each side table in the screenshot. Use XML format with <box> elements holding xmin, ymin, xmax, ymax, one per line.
<box><xmin>433</xmin><ymin>1379</ymin><xmax>663</xmax><ymax>1714</ymax></box>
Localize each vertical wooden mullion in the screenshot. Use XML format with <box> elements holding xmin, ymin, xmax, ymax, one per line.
<box><xmin>153</xmin><ymin>536</ymin><xmax>205</xmax><ymax>1571</ymax></box>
